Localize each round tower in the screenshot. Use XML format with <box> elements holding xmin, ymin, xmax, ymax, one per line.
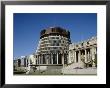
<box><xmin>36</xmin><ymin>27</ymin><xmax>71</xmax><ymax>65</ymax></box>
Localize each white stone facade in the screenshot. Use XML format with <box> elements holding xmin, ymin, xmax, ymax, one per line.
<box><xmin>68</xmin><ymin>37</ymin><xmax>97</xmax><ymax>68</ymax></box>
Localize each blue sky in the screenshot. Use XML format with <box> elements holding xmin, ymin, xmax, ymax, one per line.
<box><xmin>14</xmin><ymin>13</ymin><xmax>97</xmax><ymax>58</ymax></box>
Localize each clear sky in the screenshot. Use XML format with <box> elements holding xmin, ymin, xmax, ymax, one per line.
<box><xmin>14</xmin><ymin>13</ymin><xmax>97</xmax><ymax>58</ymax></box>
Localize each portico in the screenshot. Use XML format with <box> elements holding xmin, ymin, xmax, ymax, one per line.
<box><xmin>36</xmin><ymin>53</ymin><xmax>68</xmax><ymax>65</ymax></box>
<box><xmin>69</xmin><ymin>37</ymin><xmax>97</xmax><ymax>68</ymax></box>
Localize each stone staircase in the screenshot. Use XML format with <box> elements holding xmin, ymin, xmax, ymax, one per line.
<box><xmin>63</xmin><ymin>62</ymin><xmax>85</xmax><ymax>70</ymax></box>
<box><xmin>62</xmin><ymin>62</ymin><xmax>96</xmax><ymax>75</ymax></box>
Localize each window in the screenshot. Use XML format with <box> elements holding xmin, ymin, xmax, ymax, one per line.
<box><xmin>58</xmin><ymin>40</ymin><xmax>61</xmax><ymax>43</ymax></box>
<box><xmin>56</xmin><ymin>37</ymin><xmax>59</xmax><ymax>39</ymax></box>
<box><xmin>62</xmin><ymin>41</ymin><xmax>64</xmax><ymax>43</ymax></box>
<box><xmin>49</xmin><ymin>40</ymin><xmax>51</xmax><ymax>43</ymax></box>
<box><xmin>51</xmin><ymin>37</ymin><xmax>55</xmax><ymax>39</ymax></box>
<box><xmin>53</xmin><ymin>47</ymin><xmax>57</xmax><ymax>49</ymax></box>
<box><xmin>54</xmin><ymin>40</ymin><xmax>56</xmax><ymax>43</ymax></box>
<box><xmin>53</xmin><ymin>43</ymin><xmax>55</xmax><ymax>46</ymax></box>
<box><xmin>56</xmin><ymin>43</ymin><xmax>59</xmax><ymax>46</ymax></box>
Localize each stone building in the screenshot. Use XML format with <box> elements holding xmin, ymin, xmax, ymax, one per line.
<box><xmin>13</xmin><ymin>56</ymin><xmax>28</xmax><ymax>72</ymax></box>
<box><xmin>68</xmin><ymin>37</ymin><xmax>97</xmax><ymax>68</ymax></box>
<box><xmin>20</xmin><ymin>56</ymin><xmax>27</xmax><ymax>67</ymax></box>
<box><xmin>35</xmin><ymin>27</ymin><xmax>71</xmax><ymax>65</ymax></box>
<box><xmin>13</xmin><ymin>27</ymin><xmax>97</xmax><ymax>75</ymax></box>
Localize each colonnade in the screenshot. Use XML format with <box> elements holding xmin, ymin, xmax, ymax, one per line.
<box><xmin>36</xmin><ymin>53</ymin><xmax>68</xmax><ymax>65</ymax></box>
<box><xmin>69</xmin><ymin>47</ymin><xmax>97</xmax><ymax>67</ymax></box>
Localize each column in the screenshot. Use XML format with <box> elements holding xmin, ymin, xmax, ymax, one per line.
<box><xmin>78</xmin><ymin>50</ymin><xmax>81</xmax><ymax>63</ymax></box>
<box><xmin>94</xmin><ymin>47</ymin><xmax>97</xmax><ymax>54</ymax></box>
<box><xmin>28</xmin><ymin>57</ymin><xmax>30</xmax><ymax>70</ymax></box>
<box><xmin>46</xmin><ymin>54</ymin><xmax>48</xmax><ymax>64</ymax></box>
<box><xmin>92</xmin><ymin>48</ymin><xmax>95</xmax><ymax>60</ymax></box>
<box><xmin>70</xmin><ymin>50</ymin><xmax>73</xmax><ymax>63</ymax></box>
<box><xmin>40</xmin><ymin>55</ymin><xmax>42</xmax><ymax>64</ymax></box>
<box><xmin>81</xmin><ymin>52</ymin><xmax>84</xmax><ymax>61</ymax></box>
<box><xmin>62</xmin><ymin>54</ymin><xmax>64</xmax><ymax>66</ymax></box>
<box><xmin>95</xmin><ymin>47</ymin><xmax>97</xmax><ymax>58</ymax></box>
<box><xmin>85</xmin><ymin>49</ymin><xmax>87</xmax><ymax>63</ymax></box>
<box><xmin>92</xmin><ymin>48</ymin><xmax>95</xmax><ymax>67</ymax></box>
<box><xmin>39</xmin><ymin>55</ymin><xmax>40</xmax><ymax>64</ymax></box>
<box><xmin>95</xmin><ymin>47</ymin><xmax>97</xmax><ymax>67</ymax></box>
<box><xmin>48</xmin><ymin>55</ymin><xmax>50</xmax><ymax>64</ymax></box>
<box><xmin>88</xmin><ymin>51</ymin><xmax>90</xmax><ymax>61</ymax></box>
<box><xmin>72</xmin><ymin>50</ymin><xmax>74</xmax><ymax>63</ymax></box>
<box><xmin>68</xmin><ymin>50</ymin><xmax>70</xmax><ymax>64</ymax></box>
<box><xmin>49</xmin><ymin>54</ymin><xmax>51</xmax><ymax>64</ymax></box>
<box><xmin>57</xmin><ymin>53</ymin><xmax>58</xmax><ymax>64</ymax></box>
<box><xmin>42</xmin><ymin>55</ymin><xmax>43</xmax><ymax>64</ymax></box>
<box><xmin>90</xmin><ymin>48</ymin><xmax>93</xmax><ymax>61</ymax></box>
<box><xmin>74</xmin><ymin>51</ymin><xmax>76</xmax><ymax>63</ymax></box>
<box><xmin>51</xmin><ymin>54</ymin><xmax>53</xmax><ymax>64</ymax></box>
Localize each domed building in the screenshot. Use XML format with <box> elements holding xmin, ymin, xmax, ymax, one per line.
<box><xmin>35</xmin><ymin>27</ymin><xmax>71</xmax><ymax>65</ymax></box>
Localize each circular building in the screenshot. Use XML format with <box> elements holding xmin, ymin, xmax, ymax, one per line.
<box><xmin>36</xmin><ymin>27</ymin><xmax>71</xmax><ymax>65</ymax></box>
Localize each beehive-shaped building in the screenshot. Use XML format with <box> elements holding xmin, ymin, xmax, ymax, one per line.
<box><xmin>35</xmin><ymin>27</ymin><xmax>71</xmax><ymax>65</ymax></box>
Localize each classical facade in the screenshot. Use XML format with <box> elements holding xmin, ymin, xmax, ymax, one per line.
<box><xmin>35</xmin><ymin>27</ymin><xmax>71</xmax><ymax>65</ymax></box>
<box><xmin>68</xmin><ymin>37</ymin><xmax>97</xmax><ymax>68</ymax></box>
